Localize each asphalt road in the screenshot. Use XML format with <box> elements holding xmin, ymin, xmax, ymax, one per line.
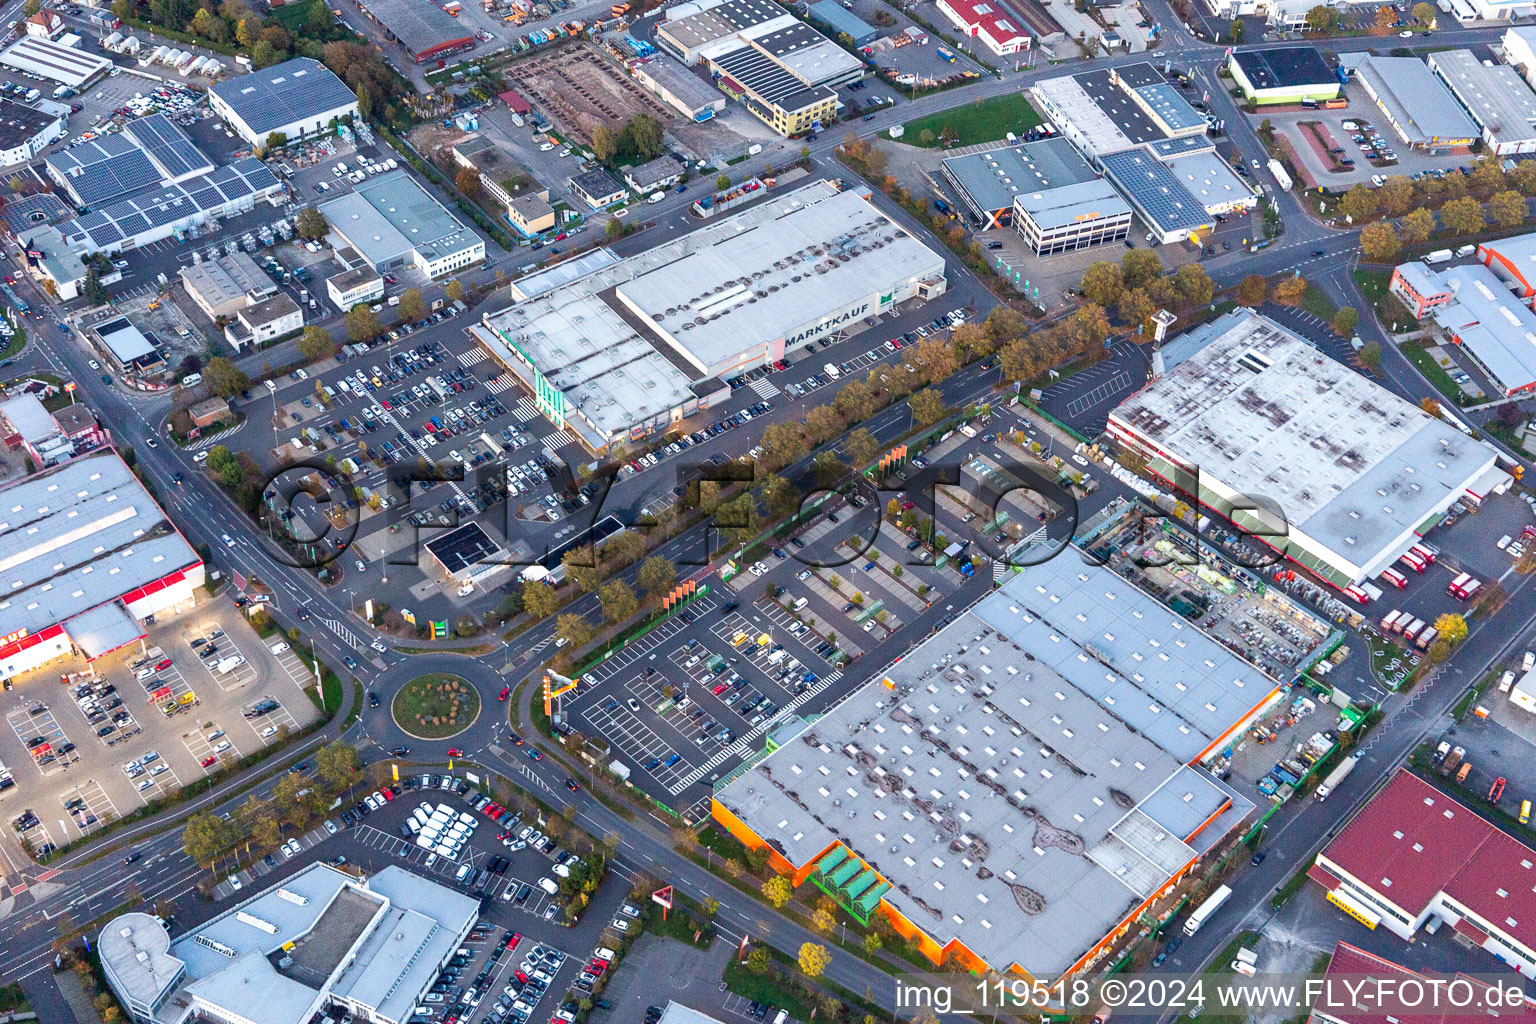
<box><xmin>4</xmin><ymin>10</ymin><xmax>1534</xmax><ymax>1010</ymax></box>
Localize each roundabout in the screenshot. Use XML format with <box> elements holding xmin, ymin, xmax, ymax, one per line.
<box><xmin>391</xmin><ymin>672</ymin><xmax>482</xmax><ymax>740</ymax></box>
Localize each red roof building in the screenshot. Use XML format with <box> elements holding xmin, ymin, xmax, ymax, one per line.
<box><xmin>1309</xmin><ymin>942</ymin><xmax>1531</xmax><ymax>1024</ymax></box>
<box><xmin>1312</xmin><ymin>769</ymin><xmax>1536</xmax><ymax>978</ymax></box>
<box><xmin>935</xmin><ymin>0</ymin><xmax>1029</xmax><ymax>56</ymax></box>
<box><xmin>498</xmin><ymin>89</ymin><xmax>532</xmax><ymax>115</ymax></box>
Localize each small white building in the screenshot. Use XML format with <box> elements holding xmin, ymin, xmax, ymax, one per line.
<box><xmin>225</xmin><ymin>293</ymin><xmax>302</xmax><ymax>350</ymax></box>
<box><xmin>326</xmin><ymin>265</ymin><xmax>384</xmax><ymax>310</ymax></box>
<box><xmin>0</xmin><ymin>99</ymin><xmax>64</xmax><ymax>167</ymax></box>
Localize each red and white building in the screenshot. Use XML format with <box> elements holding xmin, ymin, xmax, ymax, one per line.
<box><xmin>1310</xmin><ymin>769</ymin><xmax>1536</xmax><ymax>978</ymax></box>
<box><xmin>0</xmin><ymin>448</ymin><xmax>203</xmax><ymax>682</ymax></box>
<box><xmin>1309</xmin><ymin>941</ymin><xmax>1531</xmax><ymax>1024</ymax></box>
<box><xmin>1389</xmin><ymin>261</ymin><xmax>1455</xmax><ymax>320</ymax></box>
<box><xmin>935</xmin><ymin>0</ymin><xmax>1030</xmax><ymax>56</ymax></box>
<box><xmin>0</xmin><ymin>393</ymin><xmax>108</xmax><ymax>467</ymax></box>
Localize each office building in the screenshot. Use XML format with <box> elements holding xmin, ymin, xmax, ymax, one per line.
<box><xmin>0</xmin><ymin>448</ymin><xmax>202</xmax><ymax>682</ymax></box>
<box><xmin>100</xmin><ymin>863</ymin><xmax>479</xmax><ymax>1024</ymax></box>
<box><xmin>1108</xmin><ymin>309</ymin><xmax>1505</xmax><ymax>590</ymax></box>
<box><xmin>714</xmin><ymin>557</ymin><xmax>1264</xmax><ymax>981</ymax></box>
<box><xmin>208</xmin><ymin>57</ymin><xmax>359</xmax><ymax>148</ymax></box>
<box><xmin>0</xmin><ymin>98</ymin><xmax>63</xmax><ymax>166</ymax></box>
<box><xmin>225</xmin><ymin>292</ymin><xmax>303</xmax><ymax>350</ymax></box>
<box><xmin>326</xmin><ymin>265</ymin><xmax>384</xmax><ymax>310</ymax></box>
<box><xmin>1100</xmin><ymin>140</ymin><xmax>1253</xmax><ymax>244</ymax></box>
<box><xmin>1399</xmin><ymin>260</ymin><xmax>1536</xmax><ymax>398</ymax></box>
<box><xmin>1014</xmin><ymin>178</ymin><xmax>1132</xmax><ymax>254</ymax></box>
<box><xmin>319</xmin><ymin>170</ymin><xmax>484</xmax><ymax>278</ymax></box>
<box><xmin>1311</xmin><ymin>769</ymin><xmax>1536</xmax><ymax>977</ymax></box>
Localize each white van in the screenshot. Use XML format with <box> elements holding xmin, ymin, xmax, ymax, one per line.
<box><xmin>181</xmin><ymin>373</ymin><xmax>203</xmax><ymax>387</ymax></box>
<box><xmin>538</xmin><ymin>877</ymin><xmax>560</xmax><ymax>895</ymax></box>
<box><xmin>416</xmin><ymin>835</ymin><xmax>435</xmax><ymax>849</ymax></box>
<box><xmin>648</xmin><ymin>191</ymin><xmax>664</xmax><ymax>203</ymax></box>
<box><xmin>793</xmin><ymin>597</ymin><xmax>809</xmax><ymax>611</ymax></box>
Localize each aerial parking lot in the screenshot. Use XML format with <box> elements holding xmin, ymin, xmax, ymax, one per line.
<box><xmin>1</xmin><ymin>596</ymin><xmax>320</xmax><ymax>859</ymax></box>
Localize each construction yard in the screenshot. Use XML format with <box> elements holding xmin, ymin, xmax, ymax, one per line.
<box><xmin>507</xmin><ymin>43</ymin><xmax>673</xmax><ymax>145</ymax></box>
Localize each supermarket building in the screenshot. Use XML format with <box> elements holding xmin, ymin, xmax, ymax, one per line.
<box><xmin>713</xmin><ymin>558</ymin><xmax>1265</xmax><ymax>981</ymax></box>
<box><xmin>0</xmin><ymin>448</ymin><xmax>203</xmax><ymax>682</ymax></box>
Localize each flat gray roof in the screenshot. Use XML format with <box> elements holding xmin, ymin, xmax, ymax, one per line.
<box><xmin>1014</xmin><ymin>177</ymin><xmax>1130</xmax><ymax>230</ymax></box>
<box><xmin>100</xmin><ymin>912</ymin><xmax>182</xmax><ymax>1015</ymax></box>
<box><xmin>632</xmin><ymin>55</ymin><xmax>723</xmax><ymax>112</ymax></box>
<box><xmin>716</xmin><ymin>558</ymin><xmax>1265</xmax><ymax>978</ymax></box>
<box><xmin>355</xmin><ymin>0</ymin><xmax>473</xmax><ymax>56</ymax></box>
<box><xmin>0</xmin><ymin>448</ymin><xmax>200</xmax><ymax>641</ymax></box>
<box><xmin>1341</xmin><ymin>54</ymin><xmax>1477</xmax><ymax>144</ymax></box>
<box><xmin>614</xmin><ymin>187</ymin><xmax>945</xmax><ymax>372</ymax></box>
<box><xmin>209</xmin><ymin>58</ymin><xmax>357</xmax><ymax>137</ymax></box>
<box><xmin>180</xmin><ymin>251</ymin><xmax>272</xmax><ymax>309</ymax></box>
<box><xmin>95</xmin><ymin>316</ymin><xmax>157</xmax><ymax>363</ymax></box>
<box><xmin>320</xmin><ymin>170</ymin><xmax>478</xmax><ymax>267</ymax></box>
<box><xmin>942</xmin><ymin>135</ymin><xmax>1096</xmax><ymax>216</ymax></box>
<box><xmin>0</xmin><ymin>393</ymin><xmax>53</xmax><ymax>441</ymax></box>
<box><xmin>1109</xmin><ymin>309</ymin><xmax>1499</xmax><ymax>581</ymax></box>
<box><xmin>1164</xmin><ymin>148</ymin><xmax>1254</xmax><ymax>210</ymax></box>
<box><xmin>1430</xmin><ymin>49</ymin><xmax>1536</xmax><ymax>145</ymax></box>
<box><xmin>1429</xmin><ymin>263</ymin><xmax>1536</xmax><ymax>394</ymax></box>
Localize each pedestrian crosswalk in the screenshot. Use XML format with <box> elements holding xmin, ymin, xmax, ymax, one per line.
<box><xmin>544</xmin><ymin>430</ymin><xmax>578</xmax><ymax>449</ymax></box>
<box><xmin>321</xmin><ymin>616</ymin><xmax>365</xmax><ymax>651</ymax></box>
<box><xmin>458</xmin><ymin>347</ymin><xmax>490</xmax><ymax>367</ymax></box>
<box><xmin>514</xmin><ymin>397</ymin><xmax>542</xmax><ymax>423</ymax></box>
<box><xmin>486</xmin><ymin>373</ymin><xmax>516</xmax><ymax>394</ymax></box>
<box><xmin>992</xmin><ymin>561</ymin><xmax>1006</xmax><ymax>582</ymax></box>
<box><xmin>748</xmin><ymin>377</ymin><xmax>781</xmax><ymax>399</ymax></box>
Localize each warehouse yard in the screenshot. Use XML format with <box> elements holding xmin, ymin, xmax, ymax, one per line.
<box><xmin>508</xmin><ymin>43</ymin><xmax>673</xmax><ymax>145</ymax></box>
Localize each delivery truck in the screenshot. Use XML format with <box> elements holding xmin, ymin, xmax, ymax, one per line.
<box><xmin>1314</xmin><ymin>756</ymin><xmax>1356</xmax><ymax>801</ymax></box>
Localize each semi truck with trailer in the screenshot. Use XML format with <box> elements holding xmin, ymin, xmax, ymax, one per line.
<box><xmin>1314</xmin><ymin>757</ymin><xmax>1356</xmax><ymax>801</ymax></box>
<box><xmin>1183</xmin><ymin>885</ymin><xmax>1232</xmax><ymax>936</ymax></box>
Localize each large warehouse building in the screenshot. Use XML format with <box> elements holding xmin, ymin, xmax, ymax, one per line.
<box><xmin>1309</xmin><ymin>770</ymin><xmax>1536</xmax><ymax>978</ymax></box>
<box><xmin>1340</xmin><ymin>53</ymin><xmax>1477</xmax><ymax>150</ymax></box>
<box><xmin>1099</xmin><ymin>137</ymin><xmax>1254</xmax><ymax>244</ymax></box>
<box><xmin>470</xmin><ymin>180</ymin><xmax>946</xmax><ymax>453</ymax></box>
<box><xmin>353</xmin><ymin>0</ymin><xmax>474</xmax><ymax>63</ymax></box>
<box><xmin>0</xmin><ymin>35</ymin><xmax>110</xmax><ymax>88</ymax></box>
<box><xmin>0</xmin><ymin>448</ymin><xmax>204</xmax><ymax>683</ymax></box>
<box><xmin>1108</xmin><ymin>309</ymin><xmax>1505</xmax><ymax>591</ymax></box>
<box><xmin>1031</xmin><ymin>62</ymin><xmax>1208</xmax><ymax>159</ymax></box>
<box><xmin>713</xmin><ymin>557</ymin><xmax>1265</xmax><ymax>981</ymax></box>
<box><xmin>1228</xmin><ymin>47</ymin><xmax>1340</xmax><ymax>106</ymax></box>
<box><xmin>1393</xmin><ymin>259</ymin><xmax>1536</xmax><ymax>398</ymax></box>
<box><xmin>1428</xmin><ymin>48</ymin><xmax>1536</xmax><ymax>155</ymax></box>
<box><xmin>208</xmin><ymin>57</ymin><xmax>359</xmax><ymax>148</ymax></box>
<box><xmin>319</xmin><ymin>170</ymin><xmax>484</xmax><ymax>278</ymax></box>
<box><xmin>101</xmin><ymin>863</ymin><xmax>479</xmax><ymax>1024</ymax></box>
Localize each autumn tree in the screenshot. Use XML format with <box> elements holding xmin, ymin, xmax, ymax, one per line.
<box><xmin>1434</xmin><ymin>612</ymin><xmax>1468</xmax><ymax>645</ymax></box>
<box><xmin>1400</xmin><ymin>207</ymin><xmax>1435</xmax><ymax>245</ymax></box>
<box><xmin>1440</xmin><ymin>195</ymin><xmax>1483</xmax><ymax>236</ymax></box>
<box><xmin>204</xmin><ymin>356</ymin><xmax>249</xmax><ymax>397</ymax></box>
<box><xmin>1340</xmin><ymin>184</ymin><xmax>1378</xmax><ymax>223</ymax></box>
<box><xmin>798</xmin><ymin>943</ymin><xmax>832</xmax><ymax>979</ymax></box>
<box><xmin>908</xmin><ymin>388</ymin><xmax>945</xmax><ymax>426</ymax></box>
<box><xmin>1331</xmin><ymin>307</ymin><xmax>1359</xmax><ymax>337</ymax></box>
<box><xmin>1272</xmin><ymin>276</ymin><xmax>1308</xmax><ymax>306</ymax></box>
<box><xmin>456</xmin><ymin>166</ymin><xmax>481</xmax><ymax>198</ymax></box>
<box><xmin>522</xmin><ymin>581</ymin><xmax>562</xmax><ymax>621</ymax></box>
<box><xmin>1490</xmin><ymin>190</ymin><xmax>1526</xmax><ymax>229</ymax></box>
<box><xmin>761</xmin><ymin>875</ymin><xmax>792</xmax><ymax>908</ymax></box>
<box><xmin>298</xmin><ymin>325</ymin><xmax>334</xmax><ymax>361</ymax></box>
<box><xmin>847</xmin><ymin>427</ymin><xmax>881</xmax><ymax>467</ymax></box>
<box><xmin>1411</xmin><ymin>0</ymin><xmax>1434</xmax><ymax>19</ymax></box>
<box><xmin>296</xmin><ymin>206</ymin><xmax>329</xmax><ymax>240</ymax></box>
<box><xmin>983</xmin><ymin>305</ymin><xmax>1026</xmax><ymax>346</ymax></box>
<box><xmin>1358</xmin><ymin>339</ymin><xmax>1382</xmax><ymax>372</ymax></box>
<box><xmin>636</xmin><ymin>555</ymin><xmax>676</xmax><ymax>597</ymax></box>
<box><xmin>1374</xmin><ymin>4</ymin><xmax>1395</xmax><ymax>29</ymax></box>
<box><xmin>599</xmin><ymin>580</ymin><xmax>638</xmax><ymax>624</ymax></box>
<box><xmin>555</xmin><ymin>613</ymin><xmax>595</xmax><ymax>649</ymax></box>
<box><xmin>1080</xmin><ymin>261</ymin><xmax>1125</xmax><ymax>308</ymax></box>
<box><xmin>397</xmin><ymin>288</ymin><xmax>425</xmax><ymax>323</ymax></box>
<box><xmin>1305</xmin><ymin>4</ymin><xmax>1338</xmax><ymax>30</ymax></box>
<box><xmin>315</xmin><ymin>740</ymin><xmax>362</xmax><ymax>792</ymax></box>
<box><xmin>345</xmin><ymin>304</ymin><xmax>381</xmax><ymax>342</ymax></box>
<box><xmin>1377</xmin><ymin>175</ymin><xmax>1413</xmax><ymax>216</ymax></box>
<box><xmin>1121</xmin><ymin>247</ymin><xmax>1163</xmax><ymax>290</ymax></box>
<box><xmin>1237</xmin><ymin>275</ymin><xmax>1268</xmax><ymax>306</ymax></box>
<box><xmin>1360</xmin><ymin>221</ymin><xmax>1401</xmax><ymax>261</ymax></box>
<box><xmin>445</xmin><ymin>279</ymin><xmax>464</xmax><ymax>302</ymax></box>
<box><xmin>1173</xmin><ymin>264</ymin><xmax>1215</xmax><ymax>308</ymax></box>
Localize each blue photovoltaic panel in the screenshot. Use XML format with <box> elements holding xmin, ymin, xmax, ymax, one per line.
<box><xmin>209</xmin><ymin>57</ymin><xmax>358</xmax><ymax>136</ymax></box>
<box><xmin>1099</xmin><ymin>148</ymin><xmax>1208</xmax><ymax>235</ymax></box>
<box><xmin>46</xmin><ymin>135</ymin><xmax>161</xmax><ymax>206</ymax></box>
<box><xmin>125</xmin><ymin>113</ymin><xmax>211</xmax><ymax>180</ymax></box>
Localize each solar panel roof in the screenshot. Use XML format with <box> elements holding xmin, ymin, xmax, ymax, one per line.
<box><xmin>125</xmin><ymin>113</ymin><xmax>212</xmax><ymax>181</ymax></box>
<box><xmin>1099</xmin><ymin>147</ymin><xmax>1211</xmax><ymax>233</ymax></box>
<box><xmin>209</xmin><ymin>57</ymin><xmax>359</xmax><ymax>137</ymax></box>
<box><xmin>46</xmin><ymin>135</ymin><xmax>161</xmax><ymax>207</ymax></box>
